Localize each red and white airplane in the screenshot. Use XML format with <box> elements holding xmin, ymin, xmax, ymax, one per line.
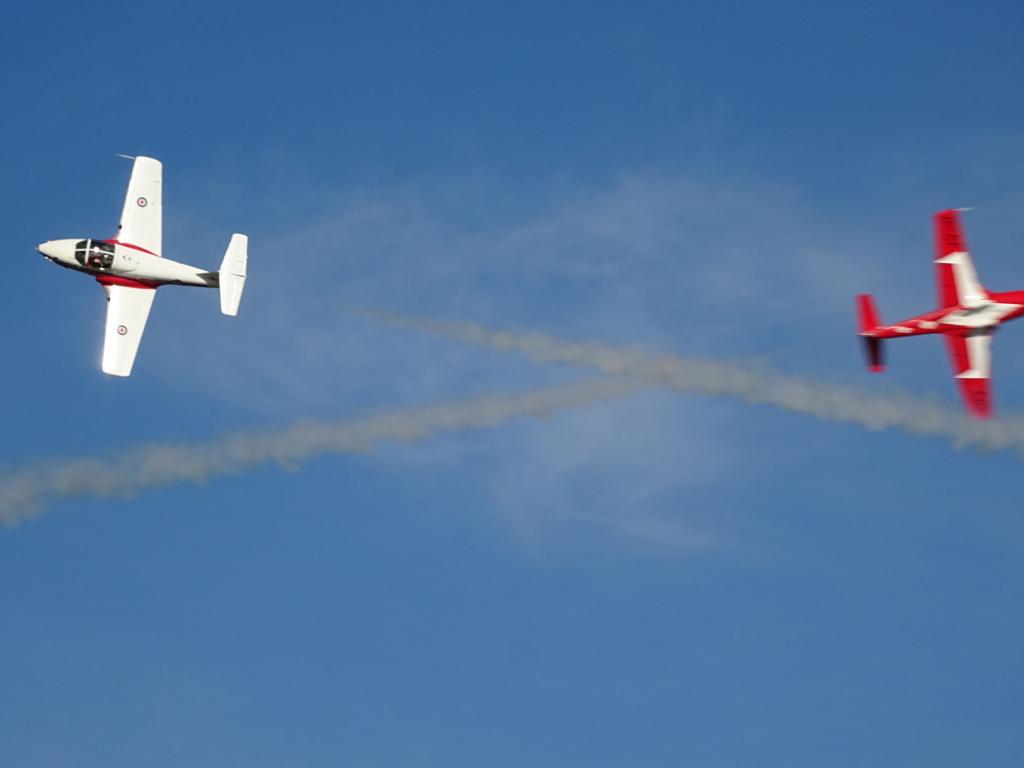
<box><xmin>36</xmin><ymin>156</ymin><xmax>248</xmax><ymax>376</ymax></box>
<box><xmin>857</xmin><ymin>209</ymin><xmax>1024</xmax><ymax>418</ymax></box>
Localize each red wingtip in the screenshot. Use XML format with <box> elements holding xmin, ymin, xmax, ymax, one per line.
<box><xmin>968</xmin><ymin>405</ymin><xmax>993</xmax><ymax>420</ymax></box>
<box><xmin>959</xmin><ymin>378</ymin><xmax>993</xmax><ymax>419</ymax></box>
<box><xmin>934</xmin><ymin>209</ymin><xmax>968</xmax><ymax>259</ymax></box>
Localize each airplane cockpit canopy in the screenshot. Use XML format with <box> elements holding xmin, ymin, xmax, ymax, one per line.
<box><xmin>75</xmin><ymin>239</ymin><xmax>114</xmax><ymax>270</ymax></box>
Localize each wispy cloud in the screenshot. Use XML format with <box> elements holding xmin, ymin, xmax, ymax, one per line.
<box><xmin>151</xmin><ymin>169</ymin><xmax>888</xmax><ymax>415</ymax></box>
<box><xmin>474</xmin><ymin>390</ymin><xmax>728</xmax><ymax>553</ymax></box>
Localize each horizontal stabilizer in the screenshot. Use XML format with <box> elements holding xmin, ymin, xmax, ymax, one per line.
<box><xmin>219</xmin><ymin>234</ymin><xmax>248</xmax><ymax>316</ymax></box>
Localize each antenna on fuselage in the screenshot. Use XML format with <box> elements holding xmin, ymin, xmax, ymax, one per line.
<box><xmin>956</xmin><ymin>207</ymin><xmax>976</xmax><ymax>213</ymax></box>
<box><xmin>114</xmin><ymin>153</ymin><xmax>136</xmax><ymax>160</ymax></box>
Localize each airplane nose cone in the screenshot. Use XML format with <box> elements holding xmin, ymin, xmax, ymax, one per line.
<box><xmin>37</xmin><ymin>240</ymin><xmax>72</xmax><ymax>262</ymax></box>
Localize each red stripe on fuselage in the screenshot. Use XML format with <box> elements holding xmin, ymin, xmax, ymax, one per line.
<box><xmin>103</xmin><ymin>239</ymin><xmax>159</xmax><ymax>257</ymax></box>
<box><xmin>96</xmin><ymin>275</ymin><xmax>158</xmax><ymax>289</ymax></box>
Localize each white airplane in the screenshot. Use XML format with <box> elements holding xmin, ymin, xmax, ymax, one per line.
<box><xmin>36</xmin><ymin>156</ymin><xmax>248</xmax><ymax>376</ymax></box>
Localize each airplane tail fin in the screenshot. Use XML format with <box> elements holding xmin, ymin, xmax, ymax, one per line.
<box><xmin>219</xmin><ymin>234</ymin><xmax>248</xmax><ymax>316</ymax></box>
<box><xmin>856</xmin><ymin>293</ymin><xmax>885</xmax><ymax>372</ymax></box>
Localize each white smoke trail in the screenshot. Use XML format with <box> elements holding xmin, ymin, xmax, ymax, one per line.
<box><xmin>0</xmin><ymin>377</ymin><xmax>647</xmax><ymax>526</ymax></box>
<box><xmin>7</xmin><ymin>312</ymin><xmax>1020</xmax><ymax>526</ymax></box>
<box><xmin>370</xmin><ymin>310</ymin><xmax>1024</xmax><ymax>456</ymax></box>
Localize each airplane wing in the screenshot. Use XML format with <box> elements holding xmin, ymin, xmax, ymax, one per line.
<box><xmin>100</xmin><ymin>283</ymin><xmax>157</xmax><ymax>377</ymax></box>
<box><xmin>934</xmin><ymin>209</ymin><xmax>986</xmax><ymax>309</ymax></box>
<box><xmin>944</xmin><ymin>331</ymin><xmax>993</xmax><ymax>418</ymax></box>
<box><xmin>116</xmin><ymin>156</ymin><xmax>162</xmax><ymax>256</ymax></box>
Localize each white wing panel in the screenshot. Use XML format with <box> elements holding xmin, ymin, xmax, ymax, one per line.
<box><xmin>961</xmin><ymin>330</ymin><xmax>992</xmax><ymax>379</ymax></box>
<box><xmin>101</xmin><ymin>284</ymin><xmax>157</xmax><ymax>377</ymax></box>
<box><xmin>117</xmin><ymin>156</ymin><xmax>163</xmax><ymax>256</ymax></box>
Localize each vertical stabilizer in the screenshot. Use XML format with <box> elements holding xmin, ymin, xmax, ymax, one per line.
<box><xmin>856</xmin><ymin>294</ymin><xmax>885</xmax><ymax>372</ymax></box>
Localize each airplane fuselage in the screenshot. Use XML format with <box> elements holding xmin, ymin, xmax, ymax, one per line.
<box><xmin>863</xmin><ymin>293</ymin><xmax>1024</xmax><ymax>338</ymax></box>
<box><xmin>37</xmin><ymin>237</ymin><xmax>218</xmax><ymax>288</ymax></box>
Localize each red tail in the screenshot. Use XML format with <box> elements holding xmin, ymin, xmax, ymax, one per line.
<box><xmin>856</xmin><ymin>294</ymin><xmax>884</xmax><ymax>372</ymax></box>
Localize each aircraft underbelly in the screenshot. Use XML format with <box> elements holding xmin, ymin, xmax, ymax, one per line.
<box><xmin>124</xmin><ymin>253</ymin><xmax>213</xmax><ymax>286</ymax></box>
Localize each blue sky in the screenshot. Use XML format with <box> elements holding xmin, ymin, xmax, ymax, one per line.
<box><xmin>3</xmin><ymin>1</ymin><xmax>1024</xmax><ymax>765</ymax></box>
